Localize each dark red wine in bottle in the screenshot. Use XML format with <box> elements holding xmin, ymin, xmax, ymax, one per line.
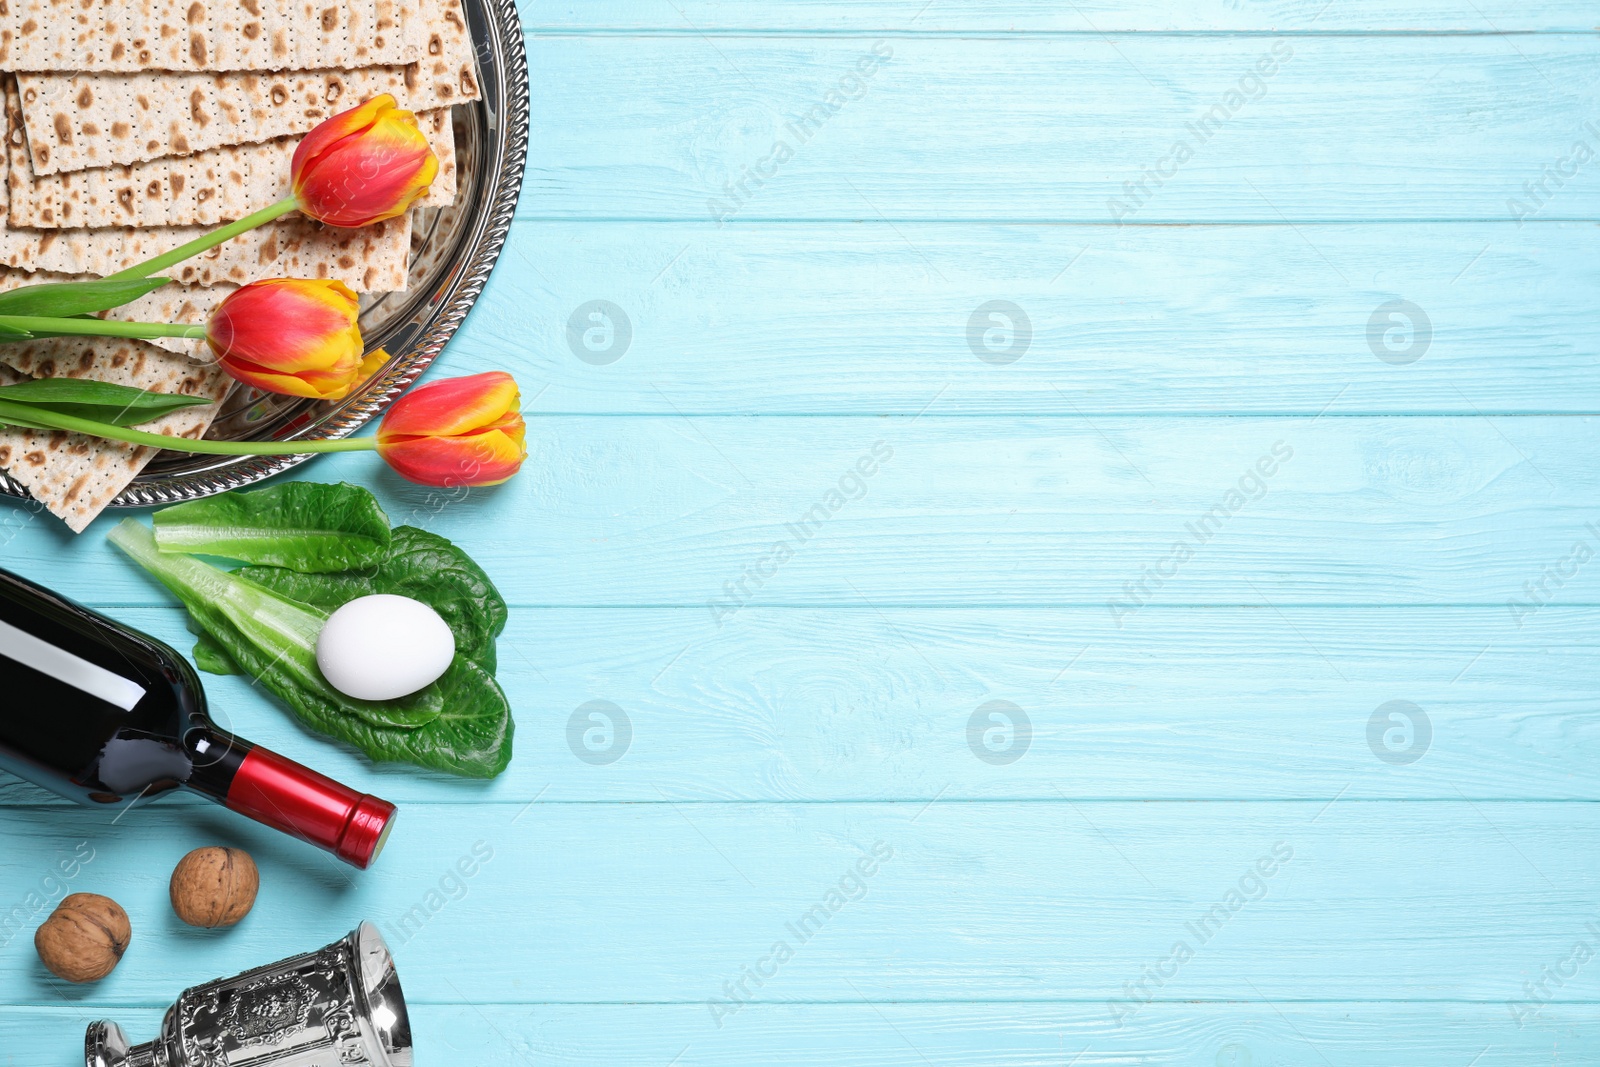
<box><xmin>0</xmin><ymin>565</ymin><xmax>395</xmax><ymax>868</ymax></box>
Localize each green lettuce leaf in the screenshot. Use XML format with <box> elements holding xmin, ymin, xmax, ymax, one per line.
<box><xmin>191</xmin><ymin>631</ymin><xmax>241</xmax><ymax>675</ymax></box>
<box><xmin>217</xmin><ymin>633</ymin><xmax>514</xmax><ymax>779</ymax></box>
<box><xmin>238</xmin><ymin>525</ymin><xmax>508</xmax><ymax>672</ymax></box>
<box><xmin>109</xmin><ymin>519</ymin><xmax>442</xmax><ymax>731</ymax></box>
<box><xmin>184</xmin><ymin>615</ymin><xmax>240</xmax><ymax>675</ymax></box>
<box><xmin>153</xmin><ymin>481</ymin><xmax>392</xmax><ymax>572</ymax></box>
<box><xmin>111</xmin><ymin>491</ymin><xmax>517</xmax><ymax>780</ymax></box>
<box><xmin>173</xmin><ymin>563</ymin><xmax>512</xmax><ymax>778</ymax></box>
<box><xmin>330</xmin><ymin>656</ymin><xmax>513</xmax><ymax>779</ymax></box>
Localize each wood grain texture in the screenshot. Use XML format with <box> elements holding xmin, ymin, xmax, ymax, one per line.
<box><xmin>5</xmin><ymin>8</ymin><xmax>1600</xmax><ymax>1062</ymax></box>
<box><xmin>2</xmin><ymin>604</ymin><xmax>1595</xmax><ymax>806</ymax></box>
<box><xmin>2</xmin><ymin>1002</ymin><xmax>1594</xmax><ymax>1065</ymax></box>
<box><xmin>467</xmin><ymin>221</ymin><xmax>1600</xmax><ymax>414</ymax></box>
<box><xmin>518</xmin><ymin>2</ymin><xmax>1600</xmax><ymax>33</ymax></box>
<box><xmin>8</xmin><ymin>417</ymin><xmax>1600</xmax><ymax>607</ymax></box>
<box><xmin>518</xmin><ymin>35</ymin><xmax>1600</xmax><ymax>221</ymax></box>
<box><xmin>0</xmin><ymin>801</ymin><xmax>1596</xmax><ymax>1004</ymax></box>
<box><xmin>18</xmin><ymin>415</ymin><xmax>1600</xmax><ymax>607</ymax></box>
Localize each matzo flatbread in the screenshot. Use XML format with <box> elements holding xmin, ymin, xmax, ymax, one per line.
<box><xmin>0</xmin><ymin>216</ymin><xmax>411</xmax><ymax>291</ymax></box>
<box><xmin>16</xmin><ymin>0</ymin><xmax>474</xmax><ymax>172</ymax></box>
<box><xmin>107</xmin><ymin>283</ymin><xmax>225</xmax><ymax>360</ymax></box>
<box><xmin>0</xmin><ymin>0</ymin><xmax>419</xmax><ymax>75</ymax></box>
<box><xmin>0</xmin><ymin>268</ymin><xmax>220</xmax><ymax>360</ymax></box>
<box><xmin>0</xmin><ymin>353</ymin><xmax>229</xmax><ymax>532</ymax></box>
<box><xmin>7</xmin><ymin>100</ymin><xmax>457</xmax><ymax>228</ymax></box>
<box><xmin>0</xmin><ymin>106</ymin><xmax>412</xmax><ymax>289</ymax></box>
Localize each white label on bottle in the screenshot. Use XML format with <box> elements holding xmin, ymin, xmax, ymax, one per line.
<box><xmin>0</xmin><ymin>616</ymin><xmax>146</xmax><ymax>711</ymax></box>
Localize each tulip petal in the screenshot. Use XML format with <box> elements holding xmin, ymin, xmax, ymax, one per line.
<box><xmin>377</xmin><ymin>371</ymin><xmax>520</xmax><ymax>442</ymax></box>
<box><xmin>207</xmin><ymin>279</ymin><xmax>372</xmax><ymax>399</ymax></box>
<box><xmin>379</xmin><ymin>420</ymin><xmax>528</xmax><ymax>487</ymax></box>
<box><xmin>374</xmin><ymin>372</ymin><xmax>527</xmax><ymax>485</ymax></box>
<box><xmin>208</xmin><ymin>279</ymin><xmax>359</xmax><ymax>373</ymax></box>
<box><xmin>219</xmin><ymin>361</ymin><xmax>352</xmax><ymax>400</ymax></box>
<box><xmin>297</xmin><ymin>140</ymin><xmax>437</xmax><ymax>228</ymax></box>
<box><xmin>292</xmin><ymin>95</ymin><xmax>438</xmax><ymax>228</ymax></box>
<box><xmin>291</xmin><ymin>95</ymin><xmax>396</xmax><ymax>194</ymax></box>
<box><xmin>357</xmin><ymin>348</ymin><xmax>391</xmax><ymax>383</ymax></box>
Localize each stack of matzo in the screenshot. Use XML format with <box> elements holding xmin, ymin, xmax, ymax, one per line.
<box><xmin>0</xmin><ymin>0</ymin><xmax>478</xmax><ymax>531</ymax></box>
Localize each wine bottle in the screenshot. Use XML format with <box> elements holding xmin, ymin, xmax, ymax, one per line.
<box><xmin>0</xmin><ymin>565</ymin><xmax>395</xmax><ymax>869</ymax></box>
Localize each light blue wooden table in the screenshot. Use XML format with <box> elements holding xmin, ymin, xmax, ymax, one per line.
<box><xmin>5</xmin><ymin>1</ymin><xmax>1600</xmax><ymax>1062</ymax></box>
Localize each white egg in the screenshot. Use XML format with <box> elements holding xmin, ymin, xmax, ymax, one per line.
<box><xmin>315</xmin><ymin>594</ymin><xmax>456</xmax><ymax>701</ymax></box>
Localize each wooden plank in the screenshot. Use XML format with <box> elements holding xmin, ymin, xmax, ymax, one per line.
<box><xmin>3</xmin><ymin>604</ymin><xmax>1597</xmax><ymax>806</ymax></box>
<box><xmin>0</xmin><ymin>801</ymin><xmax>1597</xmax><ymax>1003</ymax></box>
<box><xmin>517</xmin><ymin>2</ymin><xmax>1600</xmax><ymax>33</ymax></box>
<box><xmin>9</xmin><ymin>415</ymin><xmax>1600</xmax><ymax>607</ymax></box>
<box><xmin>1</xmin><ymin>1002</ymin><xmax>1594</xmax><ymax>1064</ymax></box>
<box><xmin>9</xmin><ymin>417</ymin><xmax>1600</xmax><ymax>607</ymax></box>
<box><xmin>2</xmin><ymin>11</ymin><xmax>1595</xmax><ymax>1064</ymax></box>
<box><xmin>473</xmin><ymin>220</ymin><xmax>1600</xmax><ymax>414</ymax></box>
<box><xmin>518</xmin><ymin>35</ymin><xmax>1600</xmax><ymax>221</ymax></box>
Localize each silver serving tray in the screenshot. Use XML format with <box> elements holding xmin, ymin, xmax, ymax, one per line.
<box><xmin>0</xmin><ymin>0</ymin><xmax>528</xmax><ymax>508</ymax></box>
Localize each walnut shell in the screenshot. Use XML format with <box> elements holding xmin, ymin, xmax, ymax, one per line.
<box><xmin>34</xmin><ymin>893</ymin><xmax>130</xmax><ymax>983</ymax></box>
<box><xmin>170</xmin><ymin>846</ymin><xmax>259</xmax><ymax>928</ymax></box>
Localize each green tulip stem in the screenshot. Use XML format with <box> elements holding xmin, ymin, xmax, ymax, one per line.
<box><xmin>0</xmin><ymin>398</ymin><xmax>379</xmax><ymax>455</ymax></box>
<box><xmin>103</xmin><ymin>197</ymin><xmax>302</xmax><ymax>282</ymax></box>
<box><xmin>0</xmin><ymin>316</ymin><xmax>208</xmax><ymax>341</ymax></box>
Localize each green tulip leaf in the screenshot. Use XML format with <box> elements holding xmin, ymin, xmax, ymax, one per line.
<box><xmin>0</xmin><ymin>277</ymin><xmax>171</xmax><ymax>318</ymax></box>
<box><xmin>0</xmin><ymin>378</ymin><xmax>212</xmax><ymax>426</ymax></box>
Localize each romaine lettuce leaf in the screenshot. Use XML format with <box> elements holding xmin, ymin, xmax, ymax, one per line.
<box><xmin>153</xmin><ymin>481</ymin><xmax>392</xmax><ymax>573</ymax></box>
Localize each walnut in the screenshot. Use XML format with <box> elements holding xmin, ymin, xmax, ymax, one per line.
<box><xmin>34</xmin><ymin>893</ymin><xmax>131</xmax><ymax>983</ymax></box>
<box><xmin>169</xmin><ymin>846</ymin><xmax>259</xmax><ymax>928</ymax></box>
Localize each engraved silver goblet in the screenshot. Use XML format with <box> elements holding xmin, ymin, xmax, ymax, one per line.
<box><xmin>84</xmin><ymin>921</ymin><xmax>411</xmax><ymax>1067</ymax></box>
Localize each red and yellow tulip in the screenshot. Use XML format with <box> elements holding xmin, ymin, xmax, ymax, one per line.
<box><xmin>376</xmin><ymin>371</ymin><xmax>527</xmax><ymax>487</ymax></box>
<box><xmin>291</xmin><ymin>95</ymin><xmax>439</xmax><ymax>228</ymax></box>
<box><xmin>0</xmin><ymin>96</ymin><xmax>532</xmax><ymax>495</ymax></box>
<box><xmin>96</xmin><ymin>95</ymin><xmax>442</xmax><ymax>285</ymax></box>
<box><xmin>0</xmin><ymin>372</ymin><xmax>529</xmax><ymax>490</ymax></box>
<box><xmin>206</xmin><ymin>279</ymin><xmax>386</xmax><ymax>400</ymax></box>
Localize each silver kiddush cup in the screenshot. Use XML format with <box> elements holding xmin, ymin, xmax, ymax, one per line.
<box><xmin>84</xmin><ymin>922</ymin><xmax>412</xmax><ymax>1067</ymax></box>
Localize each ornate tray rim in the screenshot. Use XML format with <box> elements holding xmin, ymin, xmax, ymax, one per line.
<box><xmin>0</xmin><ymin>0</ymin><xmax>529</xmax><ymax>510</ymax></box>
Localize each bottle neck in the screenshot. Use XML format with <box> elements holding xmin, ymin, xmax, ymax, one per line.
<box><xmin>86</xmin><ymin>1020</ymin><xmax>162</xmax><ymax>1067</ymax></box>
<box><xmin>184</xmin><ymin>727</ymin><xmax>396</xmax><ymax>869</ymax></box>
